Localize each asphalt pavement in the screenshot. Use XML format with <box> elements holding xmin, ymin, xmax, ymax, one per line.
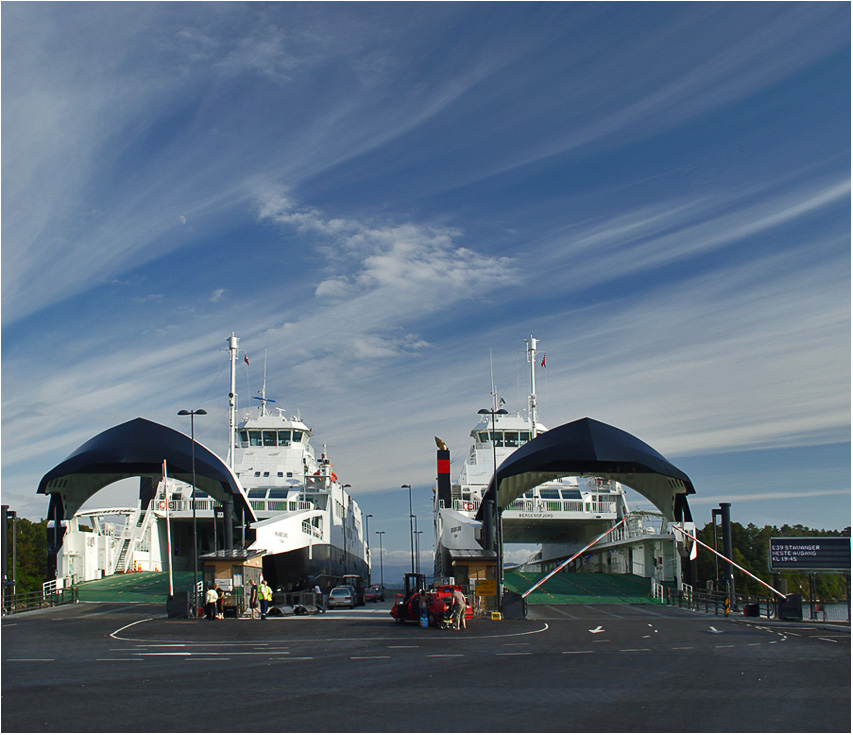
<box><xmin>2</xmin><ymin>600</ymin><xmax>849</xmax><ymax>732</ymax></box>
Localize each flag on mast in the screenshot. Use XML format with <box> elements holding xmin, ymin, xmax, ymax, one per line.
<box><xmin>540</xmin><ymin>353</ymin><xmax>546</xmax><ymax>368</ymax></box>
<box><xmin>244</xmin><ymin>352</ymin><xmax>250</xmax><ymax>365</ymax></box>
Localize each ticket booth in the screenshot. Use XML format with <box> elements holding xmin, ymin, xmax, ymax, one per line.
<box><xmin>199</xmin><ymin>548</ymin><xmax>265</xmax><ymax>617</ymax></box>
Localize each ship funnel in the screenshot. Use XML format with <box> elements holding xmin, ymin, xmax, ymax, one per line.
<box><xmin>436</xmin><ymin>441</ymin><xmax>451</xmax><ymax>507</ymax></box>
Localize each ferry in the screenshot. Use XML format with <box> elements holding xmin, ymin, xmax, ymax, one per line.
<box><xmin>54</xmin><ymin>333</ymin><xmax>370</xmax><ymax>593</ymax></box>
<box><xmin>434</xmin><ymin>336</ymin><xmax>683</xmax><ymax>592</ymax></box>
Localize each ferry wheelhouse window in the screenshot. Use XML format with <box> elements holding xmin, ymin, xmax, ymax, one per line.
<box><xmin>263</xmin><ymin>431</ymin><xmax>277</xmax><ymax>446</ymax></box>
<box><xmin>561</xmin><ymin>490</ymin><xmax>583</xmax><ymax>500</ymax></box>
<box><xmin>292</xmin><ymin>431</ymin><xmax>303</xmax><ymax>442</ymax></box>
<box><xmin>520</xmin><ymin>432</ymin><xmax>531</xmax><ymax>443</ymax></box>
<box><xmin>268</xmin><ymin>488</ymin><xmax>289</xmax><ymax>499</ymax></box>
<box><xmin>539</xmin><ymin>489</ymin><xmax>560</xmax><ymax>499</ymax></box>
<box><xmin>489</xmin><ymin>432</ymin><xmax>504</xmax><ymax>447</ymax></box>
<box><xmin>504</xmin><ymin>432</ymin><xmax>520</xmax><ymax>447</ymax></box>
<box><xmin>249</xmin><ymin>431</ymin><xmax>263</xmax><ymax>447</ymax></box>
<box><xmin>248</xmin><ymin>489</ymin><xmax>267</xmax><ymax>498</ymax></box>
<box><xmin>277</xmin><ymin>430</ymin><xmax>291</xmax><ymax>444</ymax></box>
<box><xmin>478</xmin><ymin>432</ymin><xmax>489</xmax><ymax>443</ymax></box>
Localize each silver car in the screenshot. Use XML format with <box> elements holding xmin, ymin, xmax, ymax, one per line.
<box><xmin>327</xmin><ymin>585</ymin><xmax>356</xmax><ymax>609</ymax></box>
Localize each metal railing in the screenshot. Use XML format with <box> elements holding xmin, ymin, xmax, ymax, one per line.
<box><xmin>2</xmin><ymin>586</ymin><xmax>78</xmax><ymax>616</ymax></box>
<box><xmin>659</xmin><ymin>587</ymin><xmax>851</xmax><ymax>622</ymax></box>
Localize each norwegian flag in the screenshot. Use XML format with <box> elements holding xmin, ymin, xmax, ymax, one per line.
<box><xmin>244</xmin><ymin>352</ymin><xmax>250</xmax><ymax>366</ymax></box>
<box><xmin>540</xmin><ymin>353</ymin><xmax>546</xmax><ymax>368</ymax></box>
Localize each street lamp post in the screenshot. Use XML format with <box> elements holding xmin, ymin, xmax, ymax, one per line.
<box><xmin>364</xmin><ymin>514</ymin><xmax>373</xmax><ymax>585</ymax></box>
<box><xmin>414</xmin><ymin>530</ymin><xmax>423</xmax><ymax>575</ymax></box>
<box><xmin>178</xmin><ymin>408</ymin><xmax>207</xmax><ymax>613</ymax></box>
<box><xmin>478</xmin><ymin>406</ymin><xmax>508</xmax><ymax>609</ymax></box>
<box><xmin>375</xmin><ymin>531</ymin><xmax>385</xmax><ymax>590</ymax></box>
<box><xmin>342</xmin><ymin>484</ymin><xmax>351</xmax><ymax>576</ymax></box>
<box><xmin>401</xmin><ymin>484</ymin><xmax>414</xmax><ymax>574</ymax></box>
<box><xmin>412</xmin><ymin>515</ymin><xmax>419</xmax><ymax>574</ymax></box>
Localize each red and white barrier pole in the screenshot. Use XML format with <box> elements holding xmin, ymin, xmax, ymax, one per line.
<box><xmin>522</xmin><ymin>516</ymin><xmax>629</xmax><ymax>599</ymax></box>
<box><xmin>671</xmin><ymin>525</ymin><xmax>785</xmax><ymax>599</ymax></box>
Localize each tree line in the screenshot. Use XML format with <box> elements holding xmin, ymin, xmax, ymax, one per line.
<box><xmin>694</xmin><ymin>521</ymin><xmax>850</xmax><ymax>600</ymax></box>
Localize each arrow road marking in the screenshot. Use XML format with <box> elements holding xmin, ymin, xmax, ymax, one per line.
<box><xmin>589</xmin><ymin>626</ymin><xmax>605</xmax><ymax>634</ymax></box>
<box><xmin>709</xmin><ymin>626</ymin><xmax>723</xmax><ymax>634</ymax></box>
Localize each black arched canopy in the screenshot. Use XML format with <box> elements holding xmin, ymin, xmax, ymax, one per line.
<box><xmin>477</xmin><ymin>417</ymin><xmax>694</xmax><ymax>522</ymax></box>
<box><xmin>37</xmin><ymin>417</ymin><xmax>255</xmax><ymax>522</ymax></box>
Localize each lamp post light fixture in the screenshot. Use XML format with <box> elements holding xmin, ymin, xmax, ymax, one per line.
<box><xmin>375</xmin><ymin>531</ymin><xmax>385</xmax><ymax>590</ymax></box>
<box><xmin>478</xmin><ymin>406</ymin><xmax>508</xmax><ymax>609</ymax></box>
<box><xmin>401</xmin><ymin>484</ymin><xmax>414</xmax><ymax>574</ymax></box>
<box><xmin>178</xmin><ymin>408</ymin><xmax>207</xmax><ymax>613</ymax></box>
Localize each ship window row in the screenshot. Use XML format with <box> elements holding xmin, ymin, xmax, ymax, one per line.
<box><xmin>247</xmin><ymin>488</ymin><xmax>295</xmax><ymax>499</ymax></box>
<box><xmin>239</xmin><ymin>429</ymin><xmax>304</xmax><ymax>447</ymax></box>
<box><xmin>521</xmin><ymin>489</ymin><xmax>583</xmax><ymax>500</ymax></box>
<box><xmin>242</xmin><ymin>471</ymin><xmax>295</xmax><ymax>479</ymax></box>
<box><xmin>477</xmin><ymin>431</ymin><xmax>532</xmax><ymax>448</ymax></box>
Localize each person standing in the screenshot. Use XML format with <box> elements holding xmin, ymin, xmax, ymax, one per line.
<box><xmin>205</xmin><ymin>583</ymin><xmax>218</xmax><ymax>621</ymax></box>
<box><xmin>248</xmin><ymin>579</ymin><xmax>259</xmax><ymax>619</ymax></box>
<box><xmin>451</xmin><ymin>588</ymin><xmax>467</xmax><ymax>631</ymax></box>
<box><xmin>215</xmin><ymin>584</ymin><xmax>225</xmax><ymax>619</ymax></box>
<box><xmin>313</xmin><ymin>583</ymin><xmax>324</xmax><ymax>613</ymax></box>
<box><xmin>418</xmin><ymin>589</ymin><xmax>429</xmax><ymax>626</ymax></box>
<box><xmin>259</xmin><ymin>579</ymin><xmax>272</xmax><ymax>620</ymax></box>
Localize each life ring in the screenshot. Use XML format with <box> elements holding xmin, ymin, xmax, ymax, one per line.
<box><xmin>158</xmin><ymin>500</ymin><xmax>166</xmax><ymax>510</ymax></box>
<box><xmin>331</xmin><ymin>473</ymin><xmax>338</xmax><ymax>482</ymax></box>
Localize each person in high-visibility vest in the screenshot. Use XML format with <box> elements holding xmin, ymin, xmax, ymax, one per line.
<box><xmin>259</xmin><ymin>579</ymin><xmax>272</xmax><ymax>619</ymax></box>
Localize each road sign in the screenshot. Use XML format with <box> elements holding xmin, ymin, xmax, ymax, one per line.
<box><xmin>475</xmin><ymin>579</ymin><xmax>497</xmax><ymax>596</ymax></box>
<box><xmin>769</xmin><ymin>536</ymin><xmax>851</xmax><ymax>572</ymax></box>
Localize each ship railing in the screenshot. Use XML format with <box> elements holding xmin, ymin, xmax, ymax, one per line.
<box><xmin>301</xmin><ymin>519</ymin><xmax>322</xmax><ymax>538</ymax></box>
<box><xmin>251</xmin><ymin>500</ymin><xmax>313</xmax><ymax>513</ymax></box>
<box><xmin>501</xmin><ymin>499</ymin><xmax>617</xmax><ymax>514</ymax></box>
<box><xmin>161</xmin><ymin>499</ymin><xmax>215</xmax><ymax>512</ymax></box>
<box><xmin>452</xmin><ymin>499</ymin><xmax>481</xmax><ymax>512</ymax></box>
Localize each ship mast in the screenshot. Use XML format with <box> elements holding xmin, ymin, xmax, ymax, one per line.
<box><xmin>526</xmin><ymin>335</ymin><xmax>538</xmax><ymax>438</ymax></box>
<box><xmin>227</xmin><ymin>332</ymin><xmax>239</xmax><ymax>470</ymax></box>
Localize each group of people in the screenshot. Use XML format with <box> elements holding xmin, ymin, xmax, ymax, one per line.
<box><xmin>417</xmin><ymin>587</ymin><xmax>468</xmax><ymax>631</ymax></box>
<box><xmin>205</xmin><ymin>578</ymin><xmax>273</xmax><ymax>620</ymax></box>
<box><xmin>247</xmin><ymin>578</ymin><xmax>273</xmax><ymax>619</ymax></box>
<box><xmin>204</xmin><ymin>583</ymin><xmax>225</xmax><ymax>620</ymax></box>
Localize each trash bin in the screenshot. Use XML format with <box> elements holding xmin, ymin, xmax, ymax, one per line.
<box><xmin>501</xmin><ymin>590</ymin><xmax>527</xmax><ymax>619</ymax></box>
<box><xmin>779</xmin><ymin>593</ymin><xmax>802</xmax><ymax>621</ymax></box>
<box><xmin>166</xmin><ymin>591</ymin><xmax>190</xmax><ymax>619</ymax></box>
<box><xmin>743</xmin><ymin>602</ymin><xmax>760</xmax><ymax>617</ymax></box>
<box><xmin>223</xmin><ymin>605</ymin><xmax>238</xmax><ymax>619</ymax></box>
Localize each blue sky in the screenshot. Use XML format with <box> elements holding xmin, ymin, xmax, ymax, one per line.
<box><xmin>2</xmin><ymin>2</ymin><xmax>850</xmax><ymax>575</ymax></box>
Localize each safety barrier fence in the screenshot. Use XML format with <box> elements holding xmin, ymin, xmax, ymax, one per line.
<box><xmin>660</xmin><ymin>587</ymin><xmax>850</xmax><ymax>622</ymax></box>
<box><xmin>2</xmin><ymin>586</ymin><xmax>78</xmax><ymax>616</ymax></box>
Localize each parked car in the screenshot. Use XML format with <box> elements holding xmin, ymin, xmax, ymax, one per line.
<box><xmin>364</xmin><ymin>585</ymin><xmax>385</xmax><ymax>602</ymax></box>
<box><xmin>328</xmin><ymin>585</ymin><xmax>357</xmax><ymax>609</ymax></box>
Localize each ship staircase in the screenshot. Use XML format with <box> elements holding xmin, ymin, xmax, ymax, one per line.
<box><xmin>112</xmin><ymin>501</ymin><xmax>155</xmax><ymax>574</ymax></box>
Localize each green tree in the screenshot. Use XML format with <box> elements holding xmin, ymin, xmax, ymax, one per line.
<box><xmin>5</xmin><ymin>517</ymin><xmax>48</xmax><ymax>594</ymax></box>
<box><xmin>693</xmin><ymin>520</ymin><xmax>849</xmax><ymax>600</ymax></box>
